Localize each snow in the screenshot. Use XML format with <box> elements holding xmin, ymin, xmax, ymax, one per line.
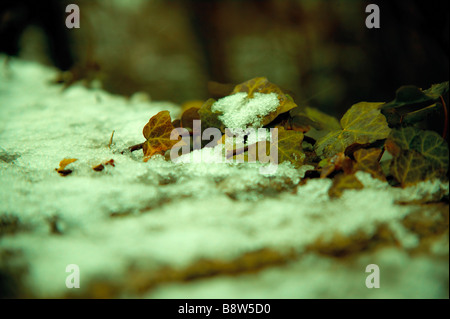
<box><xmin>0</xmin><ymin>56</ymin><xmax>448</xmax><ymax>298</ymax></box>
<box><xmin>146</xmin><ymin>248</ymin><xmax>449</xmax><ymax>299</ymax></box>
<box><xmin>212</xmin><ymin>92</ymin><xmax>280</xmax><ymax>129</ymax></box>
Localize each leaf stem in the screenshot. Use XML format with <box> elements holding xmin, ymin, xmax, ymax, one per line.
<box><xmin>108</xmin><ymin>130</ymin><xmax>115</xmax><ymax>148</ymax></box>
<box><xmin>121</xmin><ymin>142</ymin><xmax>144</xmax><ymax>154</ymax></box>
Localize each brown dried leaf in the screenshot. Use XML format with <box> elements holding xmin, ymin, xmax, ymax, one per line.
<box><xmin>384</xmin><ymin>139</ymin><xmax>401</xmax><ymax>158</ymax></box>
<box><xmin>320</xmin><ymin>163</ymin><xmax>336</xmax><ymax>179</ymax></box>
<box><xmin>181</xmin><ymin>100</ymin><xmax>204</xmax><ymax>113</ymax></box>
<box><xmin>93</xmin><ymin>159</ymin><xmax>115</xmax><ymax>172</ymax></box>
<box><xmin>319</xmin><ymin>152</ymin><xmax>354</xmax><ymax>178</ymax></box>
<box><xmin>55</xmin><ymin>158</ymin><xmax>77</xmax><ymax>176</ymax></box>
<box><xmin>142</xmin><ymin>111</ymin><xmax>179</xmax><ymax>161</ymax></box>
<box><xmin>180</xmin><ymin>107</ymin><xmax>200</xmax><ymax>130</ymax></box>
<box><xmin>172</xmin><ymin>119</ymin><xmax>181</xmax><ymax>128</ymax></box>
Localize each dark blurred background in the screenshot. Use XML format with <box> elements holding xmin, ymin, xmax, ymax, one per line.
<box><xmin>1</xmin><ymin>0</ymin><xmax>448</xmax><ymax>117</ymax></box>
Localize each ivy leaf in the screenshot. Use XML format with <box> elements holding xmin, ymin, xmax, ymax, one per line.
<box><xmin>207</xmin><ymin>81</ymin><xmax>235</xmax><ymax>99</ymax></box>
<box><xmin>289</xmin><ymin>106</ymin><xmax>341</xmax><ymax>133</ymax></box>
<box><xmin>315</xmin><ymin>102</ymin><xmax>390</xmax><ymax>158</ymax></box>
<box><xmin>353</xmin><ymin>148</ymin><xmax>386</xmax><ymax>181</ymax></box>
<box><xmin>314</xmin><ymin>130</ymin><xmax>344</xmax><ymax>158</ymax></box>
<box><xmin>181</xmin><ymin>100</ymin><xmax>204</xmax><ymax>113</ymax></box>
<box><xmin>401</xmin><ymin>103</ymin><xmax>441</xmax><ymax>126</ymax></box>
<box><xmin>328</xmin><ymin>173</ymin><xmax>364</xmax><ymax>198</ymax></box>
<box><xmin>181</xmin><ymin>107</ymin><xmax>201</xmax><ymax>131</ymax></box>
<box><xmin>423</xmin><ymin>81</ymin><xmax>449</xmax><ymax>99</ymax></box>
<box><xmin>198</xmin><ymin>98</ymin><xmax>225</xmax><ymax>132</ymax></box>
<box><xmin>387</xmin><ymin>127</ymin><xmax>449</xmax><ymax>171</ymax></box>
<box><xmin>410</xmin><ymin>130</ymin><xmax>449</xmax><ymax>172</ymax></box>
<box><xmin>390</xmin><ymin>150</ymin><xmax>431</xmax><ymax>187</ymax></box>
<box><xmin>339</xmin><ymin>102</ymin><xmax>389</xmax><ymax>138</ymax></box>
<box><xmin>386</xmin><ymin>127</ymin><xmax>448</xmax><ymax>186</ymax></box>
<box><xmin>55</xmin><ymin>158</ymin><xmax>77</xmax><ymax>176</ymax></box>
<box><xmin>386</xmin><ymin>86</ymin><xmax>432</xmax><ymax>108</ymax></box>
<box><xmin>386</xmin><ymin>126</ymin><xmax>418</xmax><ymax>151</ymax></box>
<box><xmin>172</xmin><ymin>119</ymin><xmax>181</xmax><ymax>128</ymax></box>
<box><xmin>142</xmin><ymin>111</ymin><xmax>180</xmax><ymax>161</ymax></box>
<box><xmin>274</xmin><ymin>127</ymin><xmax>305</xmax><ymax>167</ymax></box>
<box><xmin>383</xmin><ymin>82</ymin><xmax>449</xmax><ymax>110</ymax></box>
<box><xmin>381</xmin><ymin>82</ymin><xmax>449</xmax><ymax>126</ymax></box>
<box><xmin>231</xmin><ymin>77</ymin><xmax>297</xmax><ymax>126</ymax></box>
<box><xmin>384</xmin><ymin>139</ymin><xmax>401</xmax><ymax>158</ymax></box>
<box><xmin>318</xmin><ymin>152</ymin><xmax>354</xmax><ymax>178</ymax></box>
<box><xmin>225</xmin><ymin>128</ymin><xmax>304</xmax><ymax>167</ymax></box>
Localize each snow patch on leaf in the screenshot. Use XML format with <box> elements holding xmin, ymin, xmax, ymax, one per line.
<box><xmin>212</xmin><ymin>92</ymin><xmax>280</xmax><ymax>129</ymax></box>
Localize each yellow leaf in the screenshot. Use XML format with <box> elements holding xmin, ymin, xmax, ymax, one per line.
<box><xmin>273</xmin><ymin>127</ymin><xmax>305</xmax><ymax>167</ymax></box>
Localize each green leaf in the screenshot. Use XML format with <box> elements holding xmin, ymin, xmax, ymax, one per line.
<box><xmin>401</xmin><ymin>103</ymin><xmax>441</xmax><ymax>125</ymax></box>
<box><xmin>198</xmin><ymin>98</ymin><xmax>225</xmax><ymax>132</ymax></box>
<box><xmin>381</xmin><ymin>82</ymin><xmax>448</xmax><ymax>126</ymax></box>
<box><xmin>390</xmin><ymin>150</ymin><xmax>430</xmax><ymax>187</ymax></box>
<box><xmin>383</xmin><ymin>82</ymin><xmax>448</xmax><ymax>110</ymax></box>
<box><xmin>315</xmin><ymin>102</ymin><xmax>390</xmax><ymax>158</ymax></box>
<box><xmin>386</xmin><ymin>126</ymin><xmax>418</xmax><ymax>150</ymax></box>
<box><xmin>409</xmin><ymin>130</ymin><xmax>449</xmax><ymax>171</ymax></box>
<box><xmin>387</xmin><ymin>127</ymin><xmax>449</xmax><ymax>171</ymax></box>
<box><xmin>423</xmin><ymin>81</ymin><xmax>449</xmax><ymax>100</ymax></box>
